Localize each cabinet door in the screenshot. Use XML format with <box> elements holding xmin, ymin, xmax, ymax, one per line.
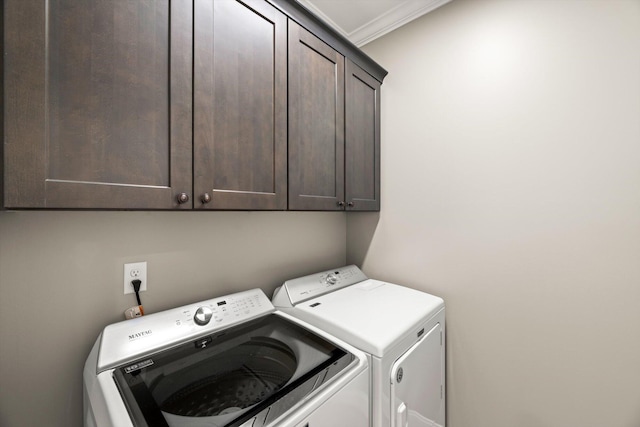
<box><xmin>3</xmin><ymin>0</ymin><xmax>193</xmax><ymax>209</ymax></box>
<box><xmin>345</xmin><ymin>60</ymin><xmax>381</xmax><ymax>211</ymax></box>
<box><xmin>193</xmin><ymin>0</ymin><xmax>287</xmax><ymax>210</ymax></box>
<box><xmin>288</xmin><ymin>21</ymin><xmax>345</xmax><ymax>210</ymax></box>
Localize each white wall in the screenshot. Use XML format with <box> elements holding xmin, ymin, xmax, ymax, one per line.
<box><xmin>0</xmin><ymin>211</ymin><xmax>346</xmax><ymax>427</ymax></box>
<box><xmin>349</xmin><ymin>0</ymin><xmax>640</xmax><ymax>426</ymax></box>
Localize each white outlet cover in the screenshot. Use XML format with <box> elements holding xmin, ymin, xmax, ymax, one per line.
<box><xmin>124</xmin><ymin>262</ymin><xmax>147</xmax><ymax>295</ymax></box>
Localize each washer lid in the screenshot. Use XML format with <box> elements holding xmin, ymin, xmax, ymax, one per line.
<box><xmin>287</xmin><ymin>280</ymin><xmax>444</xmax><ymax>357</ymax></box>
<box><xmin>112</xmin><ymin>313</ymin><xmax>358</xmax><ymax>427</ymax></box>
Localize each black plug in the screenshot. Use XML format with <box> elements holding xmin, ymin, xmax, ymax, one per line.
<box><xmin>131</xmin><ymin>279</ymin><xmax>143</xmax><ymax>306</ymax></box>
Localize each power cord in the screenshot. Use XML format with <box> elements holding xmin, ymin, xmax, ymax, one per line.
<box><xmin>124</xmin><ymin>279</ymin><xmax>145</xmax><ymax>319</ymax></box>
<box><xmin>132</xmin><ymin>279</ymin><xmax>143</xmax><ymax>306</ymax></box>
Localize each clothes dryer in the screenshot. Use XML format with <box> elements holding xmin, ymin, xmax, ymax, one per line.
<box><xmin>273</xmin><ymin>266</ymin><xmax>445</xmax><ymax>427</ymax></box>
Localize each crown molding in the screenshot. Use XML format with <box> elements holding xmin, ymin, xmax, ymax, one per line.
<box><xmin>295</xmin><ymin>0</ymin><xmax>351</xmax><ymax>38</ymax></box>
<box><xmin>298</xmin><ymin>0</ymin><xmax>452</xmax><ymax>47</ymax></box>
<box><xmin>268</xmin><ymin>0</ymin><xmax>388</xmax><ymax>81</ymax></box>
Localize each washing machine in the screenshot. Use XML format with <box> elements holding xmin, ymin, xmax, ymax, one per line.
<box><xmin>83</xmin><ymin>288</ymin><xmax>369</xmax><ymax>427</ymax></box>
<box><xmin>272</xmin><ymin>265</ymin><xmax>445</xmax><ymax>427</ymax></box>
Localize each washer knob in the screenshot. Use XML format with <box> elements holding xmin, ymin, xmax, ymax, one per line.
<box><xmin>194</xmin><ymin>306</ymin><xmax>213</xmax><ymax>326</ymax></box>
<box><xmin>326</xmin><ymin>274</ymin><xmax>338</xmax><ymax>285</ymax></box>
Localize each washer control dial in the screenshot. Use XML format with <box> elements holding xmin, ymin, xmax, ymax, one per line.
<box><xmin>325</xmin><ymin>274</ymin><xmax>338</xmax><ymax>285</ymax></box>
<box><xmin>194</xmin><ymin>306</ymin><xmax>213</xmax><ymax>326</ymax></box>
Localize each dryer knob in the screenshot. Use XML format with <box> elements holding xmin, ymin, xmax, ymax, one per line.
<box><xmin>325</xmin><ymin>274</ymin><xmax>338</xmax><ymax>285</ymax></box>
<box><xmin>194</xmin><ymin>306</ymin><xmax>213</xmax><ymax>326</ymax></box>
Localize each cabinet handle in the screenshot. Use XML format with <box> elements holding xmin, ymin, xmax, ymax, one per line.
<box><xmin>337</xmin><ymin>201</ymin><xmax>345</xmax><ymax>207</ymax></box>
<box><xmin>177</xmin><ymin>193</ymin><xmax>190</xmax><ymax>204</ymax></box>
<box><xmin>201</xmin><ymin>193</ymin><xmax>211</xmax><ymax>204</ymax></box>
<box><xmin>348</xmin><ymin>201</ymin><xmax>354</xmax><ymax>207</ymax></box>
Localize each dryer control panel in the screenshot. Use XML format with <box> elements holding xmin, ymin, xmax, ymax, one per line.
<box><xmin>272</xmin><ymin>265</ymin><xmax>368</xmax><ymax>307</ymax></box>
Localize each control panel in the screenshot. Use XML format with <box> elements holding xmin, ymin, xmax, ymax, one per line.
<box><xmin>97</xmin><ymin>289</ymin><xmax>273</xmax><ymax>372</ymax></box>
<box><xmin>272</xmin><ymin>265</ymin><xmax>368</xmax><ymax>307</ymax></box>
<box><xmin>178</xmin><ymin>291</ymin><xmax>267</xmax><ymax>328</ymax></box>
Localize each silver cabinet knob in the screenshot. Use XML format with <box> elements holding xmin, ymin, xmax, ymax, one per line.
<box><xmin>201</xmin><ymin>193</ymin><xmax>211</xmax><ymax>204</ymax></box>
<box><xmin>177</xmin><ymin>192</ymin><xmax>190</xmax><ymax>204</ymax></box>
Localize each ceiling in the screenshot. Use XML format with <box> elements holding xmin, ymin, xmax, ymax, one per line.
<box><xmin>297</xmin><ymin>0</ymin><xmax>453</xmax><ymax>47</ymax></box>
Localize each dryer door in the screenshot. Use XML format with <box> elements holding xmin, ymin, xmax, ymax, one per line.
<box><xmin>390</xmin><ymin>323</ymin><xmax>444</xmax><ymax>427</ymax></box>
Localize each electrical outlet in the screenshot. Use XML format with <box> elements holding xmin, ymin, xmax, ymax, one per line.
<box><xmin>124</xmin><ymin>262</ymin><xmax>147</xmax><ymax>295</ymax></box>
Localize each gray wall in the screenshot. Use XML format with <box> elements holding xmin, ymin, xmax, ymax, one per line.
<box><xmin>349</xmin><ymin>0</ymin><xmax>640</xmax><ymax>426</ymax></box>
<box><xmin>3</xmin><ymin>1</ymin><xmax>640</xmax><ymax>427</ymax></box>
<box><xmin>0</xmin><ymin>211</ymin><xmax>346</xmax><ymax>426</ymax></box>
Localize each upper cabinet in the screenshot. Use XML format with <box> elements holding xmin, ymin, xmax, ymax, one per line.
<box><xmin>3</xmin><ymin>0</ymin><xmax>193</xmax><ymax>209</ymax></box>
<box><xmin>193</xmin><ymin>0</ymin><xmax>287</xmax><ymax>210</ymax></box>
<box><xmin>288</xmin><ymin>21</ymin><xmax>345</xmax><ymax>210</ymax></box>
<box><xmin>2</xmin><ymin>0</ymin><xmax>386</xmax><ymax>211</ymax></box>
<box><xmin>345</xmin><ymin>59</ymin><xmax>381</xmax><ymax>211</ymax></box>
<box><xmin>288</xmin><ymin>24</ymin><xmax>381</xmax><ymax>211</ymax></box>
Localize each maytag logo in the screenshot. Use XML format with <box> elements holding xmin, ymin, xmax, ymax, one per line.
<box><xmin>128</xmin><ymin>330</ymin><xmax>153</xmax><ymax>341</ymax></box>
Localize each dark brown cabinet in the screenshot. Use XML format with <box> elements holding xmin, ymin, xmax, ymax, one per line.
<box><xmin>288</xmin><ymin>21</ymin><xmax>345</xmax><ymax>211</ymax></box>
<box><xmin>194</xmin><ymin>0</ymin><xmax>287</xmax><ymax>210</ymax></box>
<box><xmin>288</xmin><ymin>22</ymin><xmax>381</xmax><ymax>211</ymax></box>
<box><xmin>3</xmin><ymin>0</ymin><xmax>193</xmax><ymax>209</ymax></box>
<box><xmin>345</xmin><ymin>59</ymin><xmax>381</xmax><ymax>211</ymax></box>
<box><xmin>2</xmin><ymin>0</ymin><xmax>385</xmax><ymax>211</ymax></box>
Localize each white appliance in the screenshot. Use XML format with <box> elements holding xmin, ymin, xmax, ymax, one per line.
<box><xmin>272</xmin><ymin>266</ymin><xmax>445</xmax><ymax>427</ymax></box>
<box><xmin>84</xmin><ymin>288</ymin><xmax>369</xmax><ymax>427</ymax></box>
